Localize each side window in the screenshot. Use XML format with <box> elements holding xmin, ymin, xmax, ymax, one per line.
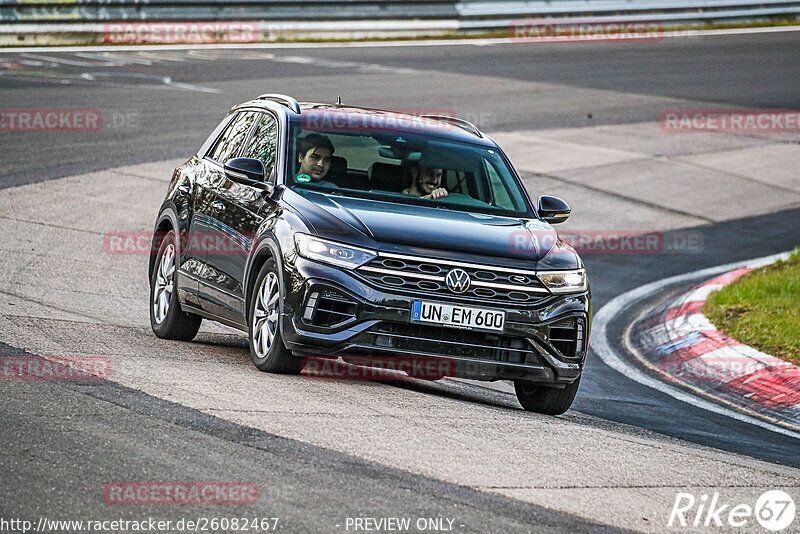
<box><xmin>207</xmin><ymin>111</ymin><xmax>259</xmax><ymax>164</ymax></box>
<box><xmin>242</xmin><ymin>113</ymin><xmax>279</xmax><ymax>180</ymax></box>
<box><xmin>446</xmin><ymin>170</ymin><xmax>471</xmax><ymax>195</ymax></box>
<box><xmin>484</xmin><ymin>159</ymin><xmax>513</xmax><ymax>208</ymax></box>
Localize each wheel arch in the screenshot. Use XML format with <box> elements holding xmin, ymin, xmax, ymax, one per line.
<box><xmin>149</xmin><ymin>204</ymin><xmax>180</xmax><ymax>283</ymax></box>
<box><xmin>244</xmin><ymin>234</ymin><xmax>283</xmax><ymax>327</ymax></box>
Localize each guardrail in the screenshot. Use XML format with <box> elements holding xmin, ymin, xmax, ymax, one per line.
<box><xmin>457</xmin><ymin>0</ymin><xmax>800</xmax><ymax>16</ymax></box>
<box><xmin>0</xmin><ymin>0</ymin><xmax>798</xmax><ymax>46</ymax></box>
<box><xmin>0</xmin><ymin>0</ymin><xmax>458</xmax><ymax>23</ymax></box>
<box><xmin>2</xmin><ymin>0</ymin><xmax>800</xmax><ymax>23</ymax></box>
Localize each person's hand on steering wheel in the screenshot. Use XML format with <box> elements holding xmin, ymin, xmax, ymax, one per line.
<box><xmin>423</xmin><ymin>187</ymin><xmax>448</xmax><ymax>200</ymax></box>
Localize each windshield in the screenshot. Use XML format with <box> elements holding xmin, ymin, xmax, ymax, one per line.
<box><xmin>287</xmin><ymin>122</ymin><xmax>533</xmax><ymax>217</ymax></box>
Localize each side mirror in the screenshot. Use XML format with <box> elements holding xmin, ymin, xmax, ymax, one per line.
<box><xmin>538</xmin><ymin>195</ymin><xmax>571</xmax><ymax>224</ymax></box>
<box><xmin>224</xmin><ymin>158</ymin><xmax>274</xmax><ymax>195</ymax></box>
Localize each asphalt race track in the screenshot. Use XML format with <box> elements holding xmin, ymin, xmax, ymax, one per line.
<box><xmin>1</xmin><ymin>31</ymin><xmax>800</xmax><ymax>532</ymax></box>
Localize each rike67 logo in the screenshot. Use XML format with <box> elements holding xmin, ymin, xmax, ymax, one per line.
<box><xmin>668</xmin><ymin>490</ymin><xmax>796</xmax><ymax>531</ymax></box>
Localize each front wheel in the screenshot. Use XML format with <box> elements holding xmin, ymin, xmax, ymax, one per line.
<box><xmin>150</xmin><ymin>233</ymin><xmax>202</xmax><ymax>341</ymax></box>
<box><xmin>514</xmin><ymin>377</ymin><xmax>581</xmax><ymax>415</ymax></box>
<box><xmin>248</xmin><ymin>259</ymin><xmax>301</xmax><ymax>374</ymax></box>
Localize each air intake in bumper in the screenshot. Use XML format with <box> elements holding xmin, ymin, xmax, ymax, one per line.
<box><xmin>302</xmin><ymin>289</ymin><xmax>357</xmax><ymax>328</ymax></box>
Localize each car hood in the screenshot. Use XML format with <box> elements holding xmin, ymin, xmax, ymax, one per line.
<box><xmin>284</xmin><ymin>189</ymin><xmax>580</xmax><ymax>269</ymax></box>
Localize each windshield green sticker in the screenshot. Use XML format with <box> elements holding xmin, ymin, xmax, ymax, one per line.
<box><xmin>296</xmin><ymin>174</ymin><xmax>311</xmax><ymax>183</ymax></box>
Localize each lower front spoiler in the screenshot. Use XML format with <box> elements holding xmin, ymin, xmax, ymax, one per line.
<box><xmin>285</xmin><ymin>317</ymin><xmax>582</xmax><ymax>384</ymax></box>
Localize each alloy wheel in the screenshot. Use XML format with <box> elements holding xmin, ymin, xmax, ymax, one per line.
<box><xmin>253</xmin><ymin>272</ymin><xmax>280</xmax><ymax>358</ymax></box>
<box><xmin>153</xmin><ymin>243</ymin><xmax>175</xmax><ymax>324</ymax></box>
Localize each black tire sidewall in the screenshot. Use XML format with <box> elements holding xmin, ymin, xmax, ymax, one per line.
<box><xmin>515</xmin><ymin>376</ymin><xmax>581</xmax><ymax>415</ymax></box>
<box><xmin>149</xmin><ymin>232</ymin><xmax>201</xmax><ymax>340</ymax></box>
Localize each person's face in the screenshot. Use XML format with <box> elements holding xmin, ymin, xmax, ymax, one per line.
<box><xmin>414</xmin><ymin>165</ymin><xmax>443</xmax><ymax>194</ymax></box>
<box><xmin>298</xmin><ymin>147</ymin><xmax>333</xmax><ymax>180</ymax></box>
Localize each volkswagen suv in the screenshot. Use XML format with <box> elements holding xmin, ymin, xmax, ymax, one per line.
<box><xmin>149</xmin><ymin>94</ymin><xmax>591</xmax><ymax>414</ymax></box>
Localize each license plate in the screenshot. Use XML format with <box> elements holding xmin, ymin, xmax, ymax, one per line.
<box><xmin>411</xmin><ymin>301</ymin><xmax>505</xmax><ymax>332</ymax></box>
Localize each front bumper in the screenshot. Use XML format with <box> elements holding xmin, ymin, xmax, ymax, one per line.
<box><xmin>280</xmin><ymin>257</ymin><xmax>591</xmax><ymax>384</ymax></box>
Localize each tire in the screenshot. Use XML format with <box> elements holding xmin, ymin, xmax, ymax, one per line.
<box><xmin>150</xmin><ymin>232</ymin><xmax>202</xmax><ymax>341</ymax></box>
<box><xmin>514</xmin><ymin>377</ymin><xmax>581</xmax><ymax>415</ymax></box>
<box><xmin>248</xmin><ymin>259</ymin><xmax>301</xmax><ymax>374</ymax></box>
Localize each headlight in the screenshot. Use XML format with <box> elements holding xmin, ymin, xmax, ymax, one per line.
<box><xmin>538</xmin><ymin>269</ymin><xmax>587</xmax><ymax>293</ymax></box>
<box><xmin>295</xmin><ymin>234</ymin><xmax>376</xmax><ymax>269</ymax></box>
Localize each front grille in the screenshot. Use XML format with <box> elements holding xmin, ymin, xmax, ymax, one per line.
<box><xmin>349</xmin><ymin>322</ymin><xmax>541</xmax><ymax>365</ymax></box>
<box><xmin>303</xmin><ymin>290</ymin><xmax>357</xmax><ymax>328</ymax></box>
<box><xmin>357</xmin><ymin>253</ymin><xmax>550</xmax><ymax>305</ymax></box>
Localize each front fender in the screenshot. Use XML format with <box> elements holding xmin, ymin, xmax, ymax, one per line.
<box><xmin>243</xmin><ymin>234</ymin><xmax>283</xmax><ymax>327</ymax></box>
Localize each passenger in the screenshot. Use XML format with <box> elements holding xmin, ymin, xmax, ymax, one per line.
<box><xmin>296</xmin><ymin>134</ymin><xmax>337</xmax><ymax>187</ymax></box>
<box><xmin>403</xmin><ymin>162</ymin><xmax>447</xmax><ymax>199</ymax></box>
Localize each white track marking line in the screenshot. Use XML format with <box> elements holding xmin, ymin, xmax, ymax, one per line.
<box><xmin>75</xmin><ymin>51</ymin><xmax>153</xmax><ymax>65</ymax></box>
<box><xmin>75</xmin><ymin>71</ymin><xmax>220</xmax><ymax>92</ymax></box>
<box><xmin>132</xmin><ymin>51</ymin><xmax>190</xmax><ymax>62</ymax></box>
<box><xmin>20</xmin><ymin>52</ymin><xmax>123</xmax><ymax>67</ymax></box>
<box><xmin>591</xmin><ymin>251</ymin><xmax>800</xmax><ymax>439</ymax></box>
<box><xmin>18</xmin><ymin>59</ymin><xmax>53</xmax><ymax>67</ymax></box>
<box><xmin>0</xmin><ymin>25</ymin><xmax>799</xmax><ymax>54</ymax></box>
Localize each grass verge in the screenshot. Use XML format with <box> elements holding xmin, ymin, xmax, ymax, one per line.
<box><xmin>704</xmin><ymin>248</ymin><xmax>800</xmax><ymax>365</ymax></box>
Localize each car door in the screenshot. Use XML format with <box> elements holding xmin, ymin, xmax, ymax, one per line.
<box><xmin>194</xmin><ymin>110</ymin><xmax>261</xmax><ymax>322</ymax></box>
<box><xmin>203</xmin><ymin>110</ymin><xmax>280</xmax><ymax>325</ymax></box>
<box><xmin>176</xmin><ymin>113</ymin><xmax>233</xmax><ymax>307</ymax></box>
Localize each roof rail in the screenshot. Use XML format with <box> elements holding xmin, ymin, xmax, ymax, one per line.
<box><xmin>419</xmin><ymin>114</ymin><xmax>483</xmax><ymax>138</ymax></box>
<box><xmin>256</xmin><ymin>94</ymin><xmax>301</xmax><ymax>114</ymax></box>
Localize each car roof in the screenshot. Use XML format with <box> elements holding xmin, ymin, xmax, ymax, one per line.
<box><xmin>233</xmin><ymin>98</ymin><xmax>498</xmax><ymax>147</ymax></box>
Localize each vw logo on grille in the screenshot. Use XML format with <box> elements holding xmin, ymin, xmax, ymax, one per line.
<box><xmin>445</xmin><ymin>268</ymin><xmax>471</xmax><ymax>293</ymax></box>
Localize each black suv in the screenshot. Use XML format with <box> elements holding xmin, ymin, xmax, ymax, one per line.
<box><xmin>149</xmin><ymin>94</ymin><xmax>591</xmax><ymax>414</ymax></box>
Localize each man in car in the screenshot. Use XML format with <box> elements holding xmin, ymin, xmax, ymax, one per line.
<box><xmin>296</xmin><ymin>133</ymin><xmax>337</xmax><ymax>187</ymax></box>
<box><xmin>403</xmin><ymin>161</ymin><xmax>447</xmax><ymax>199</ymax></box>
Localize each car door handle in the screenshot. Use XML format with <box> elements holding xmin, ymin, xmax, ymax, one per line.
<box><xmin>211</xmin><ymin>200</ymin><xmax>224</xmax><ymax>211</ymax></box>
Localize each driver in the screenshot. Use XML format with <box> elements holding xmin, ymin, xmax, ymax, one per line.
<box><xmin>296</xmin><ymin>134</ymin><xmax>337</xmax><ymax>187</ymax></box>
<box><xmin>403</xmin><ymin>161</ymin><xmax>447</xmax><ymax>199</ymax></box>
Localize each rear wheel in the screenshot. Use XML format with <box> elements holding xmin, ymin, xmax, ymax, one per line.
<box><xmin>150</xmin><ymin>233</ymin><xmax>202</xmax><ymax>341</ymax></box>
<box><xmin>514</xmin><ymin>377</ymin><xmax>581</xmax><ymax>415</ymax></box>
<box><xmin>248</xmin><ymin>259</ymin><xmax>301</xmax><ymax>374</ymax></box>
